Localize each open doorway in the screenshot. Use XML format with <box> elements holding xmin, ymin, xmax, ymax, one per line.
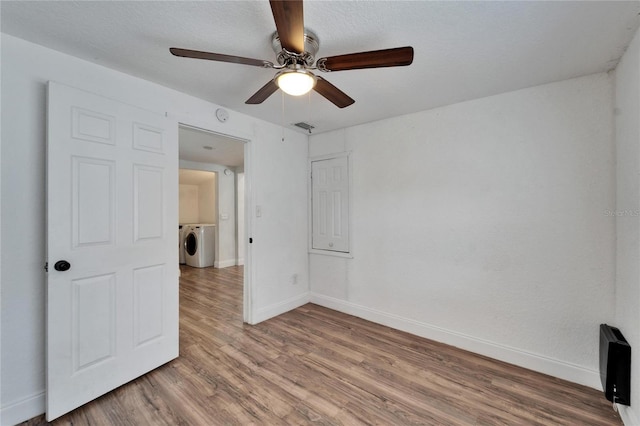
<box><xmin>177</xmin><ymin>124</ymin><xmax>249</xmax><ymax>320</ymax></box>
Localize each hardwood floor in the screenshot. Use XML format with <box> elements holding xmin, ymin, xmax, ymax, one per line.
<box><xmin>23</xmin><ymin>265</ymin><xmax>621</xmax><ymax>425</ymax></box>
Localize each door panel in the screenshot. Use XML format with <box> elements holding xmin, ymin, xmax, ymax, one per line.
<box><xmin>46</xmin><ymin>82</ymin><xmax>179</xmax><ymax>420</ymax></box>
<box><xmin>72</xmin><ymin>273</ymin><xmax>116</xmax><ymax>371</ymax></box>
<box><xmin>71</xmin><ymin>107</ymin><xmax>116</xmax><ymax>145</ymax></box>
<box><xmin>133</xmin><ymin>122</ymin><xmax>165</xmax><ymax>153</ymax></box>
<box><xmin>133</xmin><ymin>264</ymin><xmax>165</xmax><ymax>347</ymax></box>
<box><xmin>311</xmin><ymin>156</ymin><xmax>349</xmax><ymax>252</ymax></box>
<box><xmin>72</xmin><ymin>157</ymin><xmax>115</xmax><ymax>247</ymax></box>
<box><xmin>134</xmin><ymin>164</ymin><xmax>164</xmax><ymax>241</ymax></box>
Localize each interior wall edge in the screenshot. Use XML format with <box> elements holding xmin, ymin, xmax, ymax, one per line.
<box><xmin>309</xmin><ymin>292</ymin><xmax>601</xmax><ymax>390</ymax></box>
<box><xmin>252</xmin><ymin>292</ymin><xmax>311</xmax><ymax>325</ymax></box>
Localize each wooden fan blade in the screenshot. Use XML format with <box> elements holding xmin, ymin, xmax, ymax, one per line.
<box><xmin>317</xmin><ymin>46</ymin><xmax>414</xmax><ymax>71</ymax></box>
<box><xmin>170</xmin><ymin>48</ymin><xmax>273</xmax><ymax>68</ymax></box>
<box><xmin>246</xmin><ymin>79</ymin><xmax>279</xmax><ymax>104</ymax></box>
<box><xmin>314</xmin><ymin>77</ymin><xmax>355</xmax><ymax>108</ymax></box>
<box><xmin>270</xmin><ymin>0</ymin><xmax>304</xmax><ymax>54</ymax></box>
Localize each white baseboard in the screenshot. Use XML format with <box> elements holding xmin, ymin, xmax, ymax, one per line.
<box><xmin>252</xmin><ymin>292</ymin><xmax>310</xmax><ymax>324</ymax></box>
<box><xmin>617</xmin><ymin>405</ymin><xmax>640</xmax><ymax>426</ymax></box>
<box><xmin>236</xmin><ymin>258</ymin><xmax>244</xmax><ymax>266</ymax></box>
<box><xmin>309</xmin><ymin>292</ymin><xmax>601</xmax><ymax>390</ymax></box>
<box><xmin>214</xmin><ymin>259</ymin><xmax>237</xmax><ymax>268</ymax></box>
<box><xmin>1</xmin><ymin>391</ymin><xmax>45</xmax><ymax>426</ymax></box>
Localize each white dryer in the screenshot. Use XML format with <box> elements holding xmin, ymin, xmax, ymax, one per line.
<box><xmin>184</xmin><ymin>225</ymin><xmax>216</xmax><ymax>268</ymax></box>
<box><xmin>179</xmin><ymin>224</ymin><xmax>197</xmax><ymax>264</ymax></box>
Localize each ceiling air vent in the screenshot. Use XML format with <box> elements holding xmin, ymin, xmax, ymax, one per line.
<box><xmin>293</xmin><ymin>122</ymin><xmax>315</xmax><ymax>134</ymax></box>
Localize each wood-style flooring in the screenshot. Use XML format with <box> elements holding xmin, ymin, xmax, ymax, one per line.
<box><xmin>23</xmin><ymin>265</ymin><xmax>621</xmax><ymax>425</ymax></box>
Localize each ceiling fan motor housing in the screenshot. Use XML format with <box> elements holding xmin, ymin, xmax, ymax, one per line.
<box><xmin>271</xmin><ymin>30</ymin><xmax>319</xmax><ymax>66</ymax></box>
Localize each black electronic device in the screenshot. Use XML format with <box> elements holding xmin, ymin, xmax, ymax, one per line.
<box><xmin>599</xmin><ymin>324</ymin><xmax>631</xmax><ymax>406</ymax></box>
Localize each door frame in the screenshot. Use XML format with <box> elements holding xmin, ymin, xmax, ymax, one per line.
<box><xmin>176</xmin><ymin>121</ymin><xmax>254</xmax><ymax>324</ymax></box>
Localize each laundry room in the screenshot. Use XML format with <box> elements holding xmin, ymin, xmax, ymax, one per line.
<box><xmin>179</xmin><ymin>169</ymin><xmax>217</xmax><ymax>268</ymax></box>
<box><xmin>178</xmin><ymin>125</ymin><xmax>245</xmax><ymax>270</ymax></box>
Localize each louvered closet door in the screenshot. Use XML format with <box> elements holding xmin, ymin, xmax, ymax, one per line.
<box><xmin>46</xmin><ymin>82</ymin><xmax>179</xmax><ymax>420</ymax></box>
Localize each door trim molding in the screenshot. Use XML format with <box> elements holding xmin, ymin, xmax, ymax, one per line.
<box><xmin>307</xmin><ymin>151</ymin><xmax>353</xmax><ymax>257</ymax></box>
<box><xmin>174</xmin><ymin>120</ymin><xmax>254</xmax><ymax>324</ymax></box>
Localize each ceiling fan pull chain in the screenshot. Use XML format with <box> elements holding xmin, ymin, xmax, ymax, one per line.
<box><xmin>307</xmin><ymin>91</ymin><xmax>312</xmax><ymax>134</ymax></box>
<box><xmin>281</xmin><ymin>90</ymin><xmax>285</xmax><ymax>142</ymax></box>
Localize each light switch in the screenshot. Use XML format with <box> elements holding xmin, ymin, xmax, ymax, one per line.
<box><xmin>256</xmin><ymin>205</ymin><xmax>262</xmax><ymax>217</ymax></box>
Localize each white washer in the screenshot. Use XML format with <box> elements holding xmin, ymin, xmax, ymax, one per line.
<box><xmin>184</xmin><ymin>225</ymin><xmax>216</xmax><ymax>268</ymax></box>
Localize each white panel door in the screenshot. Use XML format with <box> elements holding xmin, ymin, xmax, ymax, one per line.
<box><xmin>46</xmin><ymin>82</ymin><xmax>179</xmax><ymax>420</ymax></box>
<box><xmin>311</xmin><ymin>156</ymin><xmax>349</xmax><ymax>252</ymax></box>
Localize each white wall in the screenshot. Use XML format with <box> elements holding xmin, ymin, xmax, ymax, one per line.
<box><xmin>179</xmin><ymin>184</ymin><xmax>200</xmax><ymax>223</ymax></box>
<box><xmin>309</xmin><ymin>72</ymin><xmax>615</xmax><ymax>389</ymax></box>
<box><xmin>198</xmin><ymin>178</ymin><xmax>216</xmax><ymax>224</ymax></box>
<box><xmin>614</xmin><ymin>26</ymin><xmax>640</xmax><ymax>426</ymax></box>
<box><xmin>250</xmin><ymin>127</ymin><xmax>309</xmax><ymax>322</ymax></box>
<box><xmin>0</xmin><ymin>34</ymin><xmax>309</xmax><ymax>425</ymax></box>
<box><xmin>178</xmin><ymin>172</ymin><xmax>216</xmax><ymax>225</ymax></box>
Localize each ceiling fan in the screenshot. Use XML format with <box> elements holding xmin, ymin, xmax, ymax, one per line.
<box><xmin>170</xmin><ymin>0</ymin><xmax>414</xmax><ymax>108</ymax></box>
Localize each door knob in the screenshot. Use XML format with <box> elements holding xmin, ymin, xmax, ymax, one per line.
<box><xmin>54</xmin><ymin>260</ymin><xmax>71</xmax><ymax>272</ymax></box>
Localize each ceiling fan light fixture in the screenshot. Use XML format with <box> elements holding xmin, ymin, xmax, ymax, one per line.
<box><xmin>276</xmin><ymin>69</ymin><xmax>316</xmax><ymax>96</ymax></box>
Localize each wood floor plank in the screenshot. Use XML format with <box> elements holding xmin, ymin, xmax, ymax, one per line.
<box><xmin>21</xmin><ymin>265</ymin><xmax>621</xmax><ymax>425</ymax></box>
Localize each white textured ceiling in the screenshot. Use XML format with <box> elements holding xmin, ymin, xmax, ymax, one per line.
<box><xmin>2</xmin><ymin>1</ymin><xmax>640</xmax><ymax>134</ymax></box>
<box><xmin>179</xmin><ymin>126</ymin><xmax>245</xmax><ymax>167</ymax></box>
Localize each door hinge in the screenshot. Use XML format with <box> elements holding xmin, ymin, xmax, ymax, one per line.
<box><xmin>44</xmin><ymin>262</ymin><xmax>48</xmax><ymax>272</ymax></box>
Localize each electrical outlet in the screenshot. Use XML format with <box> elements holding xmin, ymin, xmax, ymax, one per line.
<box><xmin>291</xmin><ymin>273</ymin><xmax>298</xmax><ymax>285</ymax></box>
